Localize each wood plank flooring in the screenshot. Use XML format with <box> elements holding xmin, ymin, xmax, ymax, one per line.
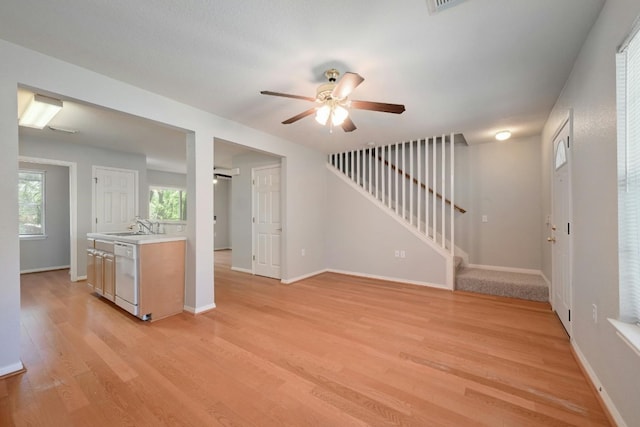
<box><xmin>1</xmin><ymin>250</ymin><xmax>610</xmax><ymax>426</ymax></box>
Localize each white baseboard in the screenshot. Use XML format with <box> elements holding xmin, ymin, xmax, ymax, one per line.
<box><xmin>214</xmin><ymin>247</ymin><xmax>231</xmax><ymax>251</ymax></box>
<box><xmin>541</xmin><ymin>272</ymin><xmax>551</xmax><ymax>287</ymax></box>
<box><xmin>20</xmin><ymin>265</ymin><xmax>70</xmax><ymax>274</ymax></box>
<box><xmin>0</xmin><ymin>361</ymin><xmax>24</xmax><ymax>377</ymax></box>
<box><xmin>183</xmin><ymin>303</ymin><xmax>216</xmax><ymax>314</ymax></box>
<box><xmin>327</xmin><ymin>269</ymin><xmax>449</xmax><ymax>290</ymax></box>
<box><xmin>76</xmin><ymin>275</ymin><xmax>87</xmax><ymax>281</ymax></box>
<box><xmin>231</xmin><ymin>266</ymin><xmax>253</xmax><ymax>275</ymax></box>
<box><xmin>467</xmin><ymin>264</ymin><xmax>543</xmax><ymax>276</ymax></box>
<box><xmin>281</xmin><ymin>269</ymin><xmax>328</xmax><ymax>284</ymax></box>
<box><xmin>571</xmin><ymin>340</ymin><xmax>627</xmax><ymax>427</ymax></box>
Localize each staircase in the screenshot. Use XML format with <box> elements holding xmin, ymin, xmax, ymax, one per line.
<box><xmin>455</xmin><ymin>267</ymin><xmax>549</xmax><ymax>302</ymax></box>
<box><xmin>328</xmin><ymin>134</ymin><xmax>465</xmax><ymax>289</ymax></box>
<box><xmin>328</xmin><ymin>134</ymin><xmax>549</xmax><ymax>302</ymax></box>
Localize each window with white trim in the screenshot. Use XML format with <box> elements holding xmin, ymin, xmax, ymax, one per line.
<box><xmin>18</xmin><ymin>170</ymin><xmax>45</xmax><ymax>237</ymax></box>
<box><xmin>149</xmin><ymin>186</ymin><xmax>187</xmax><ymax>221</ymax></box>
<box><xmin>617</xmin><ymin>17</ymin><xmax>640</xmax><ymax>328</ymax></box>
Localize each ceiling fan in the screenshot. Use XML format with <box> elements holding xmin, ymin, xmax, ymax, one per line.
<box><xmin>260</xmin><ymin>69</ymin><xmax>405</xmax><ymax>133</ymax></box>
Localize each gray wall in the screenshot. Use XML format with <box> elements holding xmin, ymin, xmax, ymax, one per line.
<box><xmin>214</xmin><ymin>178</ymin><xmax>231</xmax><ymax>250</ymax></box>
<box><xmin>19</xmin><ymin>136</ymin><xmax>148</xmax><ymax>278</ymax></box>
<box><xmin>325</xmin><ymin>171</ymin><xmax>447</xmax><ymax>286</ymax></box>
<box><xmin>19</xmin><ymin>162</ymin><xmax>70</xmax><ymax>272</ymax></box>
<box><xmin>541</xmin><ymin>0</ymin><xmax>640</xmax><ymax>425</ymax></box>
<box><xmin>455</xmin><ymin>136</ymin><xmax>542</xmax><ymax>269</ymax></box>
<box><xmin>230</xmin><ymin>151</ymin><xmax>281</xmax><ymax>271</ymax></box>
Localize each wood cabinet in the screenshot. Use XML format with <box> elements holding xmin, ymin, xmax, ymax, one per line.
<box><xmin>86</xmin><ymin>239</ymin><xmax>115</xmax><ymax>302</ymax></box>
<box><xmin>103</xmin><ymin>252</ymin><xmax>115</xmax><ymax>301</ymax></box>
<box><xmin>139</xmin><ymin>240</ymin><xmax>186</xmax><ymax>321</ymax></box>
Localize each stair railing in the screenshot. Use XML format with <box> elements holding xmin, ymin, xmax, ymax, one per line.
<box><xmin>328</xmin><ymin>134</ymin><xmax>462</xmax><ymax>255</ymax></box>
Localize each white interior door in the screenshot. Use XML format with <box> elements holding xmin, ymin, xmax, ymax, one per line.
<box><xmin>94</xmin><ymin>166</ymin><xmax>137</xmax><ymax>232</ymax></box>
<box><xmin>551</xmin><ymin>120</ymin><xmax>572</xmax><ymax>335</ymax></box>
<box><xmin>253</xmin><ymin>165</ymin><xmax>281</xmax><ymax>279</ymax></box>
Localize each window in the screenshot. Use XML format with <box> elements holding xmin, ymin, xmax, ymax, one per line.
<box><xmin>18</xmin><ymin>170</ymin><xmax>45</xmax><ymax>237</ymax></box>
<box><xmin>149</xmin><ymin>186</ymin><xmax>186</xmax><ymax>221</ymax></box>
<box><xmin>615</xmin><ymin>17</ymin><xmax>640</xmax><ymax>352</ymax></box>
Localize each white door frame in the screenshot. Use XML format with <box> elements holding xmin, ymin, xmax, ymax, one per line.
<box><xmin>18</xmin><ymin>156</ymin><xmax>79</xmax><ymax>281</ymax></box>
<box><xmin>91</xmin><ymin>165</ymin><xmax>139</xmax><ymax>232</ymax></box>
<box><xmin>251</xmin><ymin>163</ymin><xmax>283</xmax><ymax>277</ymax></box>
<box><xmin>550</xmin><ymin>111</ymin><xmax>574</xmax><ymax>336</ymax></box>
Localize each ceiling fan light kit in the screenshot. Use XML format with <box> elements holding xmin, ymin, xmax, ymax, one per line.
<box><xmin>261</xmin><ymin>68</ymin><xmax>405</xmax><ymax>133</ymax></box>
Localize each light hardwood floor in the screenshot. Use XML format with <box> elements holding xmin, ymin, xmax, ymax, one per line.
<box><xmin>1</xmin><ymin>250</ymin><xmax>610</xmax><ymax>426</ymax></box>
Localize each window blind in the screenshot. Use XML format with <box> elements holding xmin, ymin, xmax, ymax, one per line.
<box><xmin>618</xmin><ymin>19</ymin><xmax>640</xmax><ymax>324</ymax></box>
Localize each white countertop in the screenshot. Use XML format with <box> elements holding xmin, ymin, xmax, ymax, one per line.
<box><xmin>87</xmin><ymin>232</ymin><xmax>187</xmax><ymax>245</ymax></box>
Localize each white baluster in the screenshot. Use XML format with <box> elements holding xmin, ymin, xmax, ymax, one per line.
<box><xmin>425</xmin><ymin>138</ymin><xmax>429</xmax><ymax>238</ymax></box>
<box><xmin>432</xmin><ymin>136</ymin><xmax>437</xmax><ymax>240</ymax></box>
<box><xmin>417</xmin><ymin>140</ymin><xmax>421</xmax><ymax>232</ymax></box>
<box><xmin>410</xmin><ymin>140</ymin><xmax>414</xmax><ymax>226</ymax></box>
<box><xmin>441</xmin><ymin>134</ymin><xmax>446</xmax><ymax>249</ymax></box>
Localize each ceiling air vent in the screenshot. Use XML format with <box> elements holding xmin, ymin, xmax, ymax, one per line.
<box><xmin>427</xmin><ymin>0</ymin><xmax>467</xmax><ymax>15</ymax></box>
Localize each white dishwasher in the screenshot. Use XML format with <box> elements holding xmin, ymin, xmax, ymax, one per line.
<box><xmin>114</xmin><ymin>242</ymin><xmax>139</xmax><ymax>316</ymax></box>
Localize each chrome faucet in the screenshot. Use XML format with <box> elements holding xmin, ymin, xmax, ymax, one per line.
<box><xmin>135</xmin><ymin>218</ymin><xmax>156</xmax><ymax>234</ymax></box>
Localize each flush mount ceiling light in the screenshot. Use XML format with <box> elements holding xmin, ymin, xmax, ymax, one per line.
<box><xmin>19</xmin><ymin>94</ymin><xmax>63</xmax><ymax>129</ymax></box>
<box><xmin>495</xmin><ymin>130</ymin><xmax>512</xmax><ymax>141</ymax></box>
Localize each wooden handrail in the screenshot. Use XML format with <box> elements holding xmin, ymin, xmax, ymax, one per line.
<box><xmin>378</xmin><ymin>156</ymin><xmax>467</xmax><ymax>214</ymax></box>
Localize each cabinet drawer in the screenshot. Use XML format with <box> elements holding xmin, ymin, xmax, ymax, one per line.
<box><xmin>95</xmin><ymin>240</ymin><xmax>114</xmax><ymax>252</ymax></box>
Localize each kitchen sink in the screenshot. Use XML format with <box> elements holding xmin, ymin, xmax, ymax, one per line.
<box><xmin>106</xmin><ymin>231</ymin><xmax>148</xmax><ymax>236</ymax></box>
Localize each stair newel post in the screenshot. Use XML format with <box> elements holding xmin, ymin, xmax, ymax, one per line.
<box><xmin>441</xmin><ymin>134</ymin><xmax>446</xmax><ymax>249</ymax></box>
<box><xmin>410</xmin><ymin>140</ymin><xmax>414</xmax><ymax>226</ymax></box>
<box><xmin>450</xmin><ymin>132</ymin><xmax>455</xmax><ymax>256</ymax></box>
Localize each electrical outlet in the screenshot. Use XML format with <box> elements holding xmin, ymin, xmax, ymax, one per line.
<box><xmin>394</xmin><ymin>250</ymin><xmax>400</xmax><ymax>258</ymax></box>
<box><xmin>482</xmin><ymin>215</ymin><xmax>488</xmax><ymax>223</ymax></box>
<box><xmin>592</xmin><ymin>304</ymin><xmax>598</xmax><ymax>323</ymax></box>
<box><xmin>400</xmin><ymin>250</ymin><xmax>406</xmax><ymax>258</ymax></box>
<box><xmin>301</xmin><ymin>248</ymin><xmax>305</xmax><ymax>256</ymax></box>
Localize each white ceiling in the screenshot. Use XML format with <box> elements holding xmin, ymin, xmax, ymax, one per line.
<box><xmin>4</xmin><ymin>0</ymin><xmax>604</xmax><ymax>171</ymax></box>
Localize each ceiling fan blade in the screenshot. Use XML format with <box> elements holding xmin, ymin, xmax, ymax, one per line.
<box><xmin>341</xmin><ymin>117</ymin><xmax>357</xmax><ymax>132</ymax></box>
<box><xmin>260</xmin><ymin>91</ymin><xmax>316</xmax><ymax>102</ymax></box>
<box><xmin>350</xmin><ymin>100</ymin><xmax>406</xmax><ymax>114</ymax></box>
<box><xmin>331</xmin><ymin>72</ymin><xmax>364</xmax><ymax>99</ymax></box>
<box><xmin>282</xmin><ymin>107</ymin><xmax>317</xmax><ymax>124</ymax></box>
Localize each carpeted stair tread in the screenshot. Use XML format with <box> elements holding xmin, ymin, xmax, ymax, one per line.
<box><xmin>455</xmin><ymin>268</ymin><xmax>548</xmax><ymax>302</ymax></box>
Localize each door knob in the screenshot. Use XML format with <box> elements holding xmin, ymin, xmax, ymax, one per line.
<box><xmin>551</xmin><ymin>226</ymin><xmax>557</xmax><ymax>231</ymax></box>
<box><xmin>547</xmin><ymin>237</ymin><xmax>556</xmax><ymax>243</ymax></box>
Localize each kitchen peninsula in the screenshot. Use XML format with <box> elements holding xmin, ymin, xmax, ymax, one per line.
<box><xmin>87</xmin><ymin>232</ymin><xmax>186</xmax><ymax>322</ymax></box>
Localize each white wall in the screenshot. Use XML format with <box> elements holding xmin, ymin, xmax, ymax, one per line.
<box><xmin>325</xmin><ymin>169</ymin><xmax>448</xmax><ymax>287</ymax></box>
<box><xmin>19</xmin><ymin>161</ymin><xmax>70</xmax><ymax>272</ymax></box>
<box><xmin>541</xmin><ymin>1</ymin><xmax>640</xmax><ymax>425</ymax></box>
<box><xmin>20</xmin><ymin>136</ymin><xmax>148</xmax><ymax>277</ymax></box>
<box><xmin>455</xmin><ymin>136</ymin><xmax>542</xmax><ymax>270</ymax></box>
<box><xmin>0</xmin><ymin>39</ymin><xmax>327</xmax><ymax>375</ymax></box>
<box><xmin>147</xmin><ymin>169</ymin><xmax>186</xmax><ymax>189</ymax></box>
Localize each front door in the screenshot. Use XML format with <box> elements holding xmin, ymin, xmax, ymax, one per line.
<box><xmin>94</xmin><ymin>166</ymin><xmax>137</xmax><ymax>232</ymax></box>
<box><xmin>551</xmin><ymin>120</ymin><xmax>572</xmax><ymax>335</ymax></box>
<box><xmin>253</xmin><ymin>165</ymin><xmax>281</xmax><ymax>279</ymax></box>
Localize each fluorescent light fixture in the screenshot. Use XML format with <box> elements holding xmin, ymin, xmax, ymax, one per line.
<box><xmin>19</xmin><ymin>94</ymin><xmax>63</xmax><ymax>129</ymax></box>
<box><xmin>495</xmin><ymin>130</ymin><xmax>512</xmax><ymax>141</ymax></box>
